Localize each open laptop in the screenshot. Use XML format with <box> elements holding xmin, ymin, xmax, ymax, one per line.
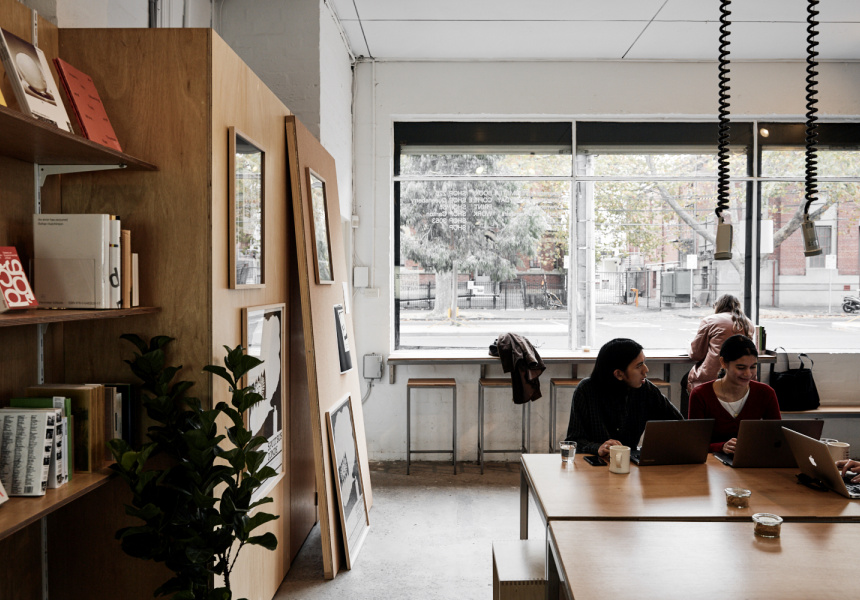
<box><xmin>630</xmin><ymin>419</ymin><xmax>714</xmax><ymax>466</ymax></box>
<box><xmin>783</xmin><ymin>427</ymin><xmax>860</xmax><ymax>499</ymax></box>
<box><xmin>714</xmin><ymin>419</ymin><xmax>824</xmax><ymax>468</ymax></box>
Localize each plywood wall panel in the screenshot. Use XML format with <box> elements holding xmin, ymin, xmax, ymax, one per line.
<box><xmin>209</xmin><ymin>33</ymin><xmax>295</xmax><ymax>600</ymax></box>
<box><xmin>287</xmin><ymin>115</ymin><xmax>372</xmax><ymax>580</ymax></box>
<box><xmin>56</xmin><ymin>29</ymin><xmax>213</xmax><ymax>393</ymax></box>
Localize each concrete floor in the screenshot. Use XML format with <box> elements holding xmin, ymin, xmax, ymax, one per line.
<box><xmin>274</xmin><ymin>460</ymin><xmax>543</xmax><ymax>600</ymax></box>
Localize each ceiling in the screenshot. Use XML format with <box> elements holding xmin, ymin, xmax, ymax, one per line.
<box><xmin>327</xmin><ymin>0</ymin><xmax>860</xmax><ymax>61</ymax></box>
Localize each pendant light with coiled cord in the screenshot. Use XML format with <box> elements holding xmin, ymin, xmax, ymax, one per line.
<box><xmin>801</xmin><ymin>0</ymin><xmax>823</xmax><ymax>257</ymax></box>
<box><xmin>714</xmin><ymin>0</ymin><xmax>733</xmax><ymax>260</ymax></box>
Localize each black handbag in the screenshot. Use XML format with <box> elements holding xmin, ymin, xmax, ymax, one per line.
<box><xmin>768</xmin><ymin>348</ymin><xmax>820</xmax><ymax>412</ymax></box>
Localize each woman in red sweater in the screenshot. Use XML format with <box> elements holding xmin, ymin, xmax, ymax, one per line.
<box><xmin>688</xmin><ymin>334</ymin><xmax>780</xmax><ymax>454</ymax></box>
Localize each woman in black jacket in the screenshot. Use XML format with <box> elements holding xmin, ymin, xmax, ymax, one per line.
<box><xmin>564</xmin><ymin>338</ymin><xmax>683</xmax><ymax>457</ymax></box>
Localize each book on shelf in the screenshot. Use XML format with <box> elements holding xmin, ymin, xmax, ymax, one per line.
<box><xmin>33</xmin><ymin>213</ymin><xmax>112</xmax><ymax>309</ymax></box>
<box><xmin>0</xmin><ymin>407</ymin><xmax>61</xmax><ymax>496</ymax></box>
<box><xmin>26</xmin><ymin>383</ymin><xmax>105</xmax><ymax>473</ymax></box>
<box><xmin>0</xmin><ymin>246</ymin><xmax>38</xmax><ymax>312</ymax></box>
<box><xmin>52</xmin><ymin>57</ymin><xmax>122</xmax><ymax>151</ymax></box>
<box><xmin>10</xmin><ymin>396</ymin><xmax>73</xmax><ymax>482</ymax></box>
<box><xmin>132</xmin><ymin>253</ymin><xmax>140</xmax><ymax>307</ymax></box>
<box><xmin>121</xmin><ymin>229</ymin><xmax>132</xmax><ymax>308</ymax></box>
<box><xmin>102</xmin><ymin>382</ymin><xmax>135</xmax><ymax>445</ymax></box>
<box><xmin>109</xmin><ymin>217</ymin><xmax>121</xmax><ymax>308</ymax></box>
<box><xmin>0</xmin><ymin>473</ymin><xmax>7</xmax><ymax>506</ymax></box>
<box><xmin>0</xmin><ymin>28</ymin><xmax>73</xmax><ymax>132</ymax></box>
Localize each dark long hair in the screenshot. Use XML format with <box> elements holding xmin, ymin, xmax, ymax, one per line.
<box><xmin>591</xmin><ymin>338</ymin><xmax>643</xmax><ymax>390</ymax></box>
<box><xmin>713</xmin><ymin>294</ymin><xmax>753</xmax><ymax>337</ymax></box>
<box><xmin>719</xmin><ymin>334</ymin><xmax>758</xmax><ymax>362</ymax></box>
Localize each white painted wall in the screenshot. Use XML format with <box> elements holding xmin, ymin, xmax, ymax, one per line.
<box><xmin>351</xmin><ymin>59</ymin><xmax>860</xmax><ymax>462</ymax></box>
<box><xmin>319</xmin><ymin>1</ymin><xmax>354</xmax><ymax>220</ymax></box>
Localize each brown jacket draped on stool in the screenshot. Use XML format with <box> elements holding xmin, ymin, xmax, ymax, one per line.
<box><xmin>490</xmin><ymin>333</ymin><xmax>546</xmax><ymax>404</ymax></box>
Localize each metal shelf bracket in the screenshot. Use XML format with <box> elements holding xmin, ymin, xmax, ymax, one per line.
<box><xmin>38</xmin><ymin>164</ymin><xmax>127</xmax><ymax>187</ymax></box>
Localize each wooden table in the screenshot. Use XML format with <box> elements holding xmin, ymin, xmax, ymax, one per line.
<box><xmin>520</xmin><ymin>453</ymin><xmax>860</xmax><ymax>539</ymax></box>
<box><xmin>547</xmin><ymin>520</ymin><xmax>859</xmax><ymax>600</ymax></box>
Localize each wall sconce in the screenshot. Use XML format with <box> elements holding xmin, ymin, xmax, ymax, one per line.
<box><xmin>802</xmin><ymin>0</ymin><xmax>823</xmax><ymax>257</ymax></box>
<box><xmin>714</xmin><ymin>0</ymin><xmax>733</xmax><ymax>261</ymax></box>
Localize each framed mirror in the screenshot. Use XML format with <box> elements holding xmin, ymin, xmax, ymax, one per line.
<box><xmin>229</xmin><ymin>127</ymin><xmax>265</xmax><ymax>288</ymax></box>
<box><xmin>308</xmin><ymin>168</ymin><xmax>334</xmax><ymax>284</ymax></box>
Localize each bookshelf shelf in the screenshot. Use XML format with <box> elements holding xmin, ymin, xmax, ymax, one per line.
<box><xmin>0</xmin><ymin>307</ymin><xmax>161</xmax><ymax>327</ymax></box>
<box><xmin>0</xmin><ymin>468</ymin><xmax>112</xmax><ymax>542</ymax></box>
<box><xmin>0</xmin><ymin>105</ymin><xmax>156</xmax><ymax>170</ymax></box>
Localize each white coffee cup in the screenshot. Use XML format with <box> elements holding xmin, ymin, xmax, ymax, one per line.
<box><xmin>827</xmin><ymin>441</ymin><xmax>850</xmax><ymax>463</ymax></box>
<box><xmin>608</xmin><ymin>445</ymin><xmax>631</xmax><ymax>474</ymax></box>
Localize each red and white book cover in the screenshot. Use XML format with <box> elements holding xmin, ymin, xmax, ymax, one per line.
<box><xmin>0</xmin><ymin>246</ymin><xmax>38</xmax><ymax>312</ymax></box>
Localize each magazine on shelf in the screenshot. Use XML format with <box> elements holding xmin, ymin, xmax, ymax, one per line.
<box><xmin>33</xmin><ymin>213</ymin><xmax>112</xmax><ymax>309</ymax></box>
<box><xmin>10</xmin><ymin>396</ymin><xmax>72</xmax><ymax>482</ymax></box>
<box><xmin>0</xmin><ymin>473</ymin><xmax>7</xmax><ymax>505</ymax></box>
<box><xmin>53</xmin><ymin>57</ymin><xmax>122</xmax><ymax>151</ymax></box>
<box><xmin>0</xmin><ymin>28</ymin><xmax>73</xmax><ymax>132</ymax></box>
<box><xmin>0</xmin><ymin>246</ymin><xmax>38</xmax><ymax>312</ymax></box>
<box><xmin>0</xmin><ymin>407</ymin><xmax>60</xmax><ymax>496</ymax></box>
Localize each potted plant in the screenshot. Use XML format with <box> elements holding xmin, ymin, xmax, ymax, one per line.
<box><xmin>108</xmin><ymin>334</ymin><xmax>278</xmax><ymax>600</ymax></box>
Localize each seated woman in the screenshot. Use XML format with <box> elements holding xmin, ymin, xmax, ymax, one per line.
<box><xmin>564</xmin><ymin>338</ymin><xmax>683</xmax><ymax>457</ymax></box>
<box><xmin>688</xmin><ymin>334</ymin><xmax>780</xmax><ymax>454</ymax></box>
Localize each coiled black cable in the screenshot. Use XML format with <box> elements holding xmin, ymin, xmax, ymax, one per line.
<box><xmin>715</xmin><ymin>0</ymin><xmax>732</xmax><ymax>221</ymax></box>
<box><xmin>804</xmin><ymin>0</ymin><xmax>820</xmax><ymax>216</ymax></box>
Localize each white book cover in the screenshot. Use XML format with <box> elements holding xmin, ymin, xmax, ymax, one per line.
<box><xmin>33</xmin><ymin>213</ymin><xmax>111</xmax><ymax>309</ymax></box>
<box><xmin>0</xmin><ymin>472</ymin><xmax>7</xmax><ymax>506</ymax></box>
<box><xmin>0</xmin><ymin>409</ymin><xmax>55</xmax><ymax>496</ymax></box>
<box><xmin>0</xmin><ymin>28</ymin><xmax>74</xmax><ymax>132</ymax></box>
<box><xmin>109</xmin><ymin>218</ymin><xmax>121</xmax><ymax>308</ymax></box>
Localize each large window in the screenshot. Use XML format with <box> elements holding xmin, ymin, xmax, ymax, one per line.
<box><xmin>757</xmin><ymin>123</ymin><xmax>860</xmax><ymax>349</ymax></box>
<box><xmin>393</xmin><ymin>121</ymin><xmax>860</xmax><ymax>351</ymax></box>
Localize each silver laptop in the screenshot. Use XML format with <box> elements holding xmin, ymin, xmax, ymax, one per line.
<box><xmin>715</xmin><ymin>419</ymin><xmax>824</xmax><ymax>468</ymax></box>
<box><xmin>631</xmin><ymin>419</ymin><xmax>714</xmax><ymax>466</ymax></box>
<box><xmin>783</xmin><ymin>427</ymin><xmax>860</xmax><ymax>499</ymax></box>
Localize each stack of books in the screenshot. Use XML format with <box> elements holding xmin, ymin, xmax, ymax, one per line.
<box><xmin>33</xmin><ymin>214</ymin><xmax>139</xmax><ymax>309</ymax></box>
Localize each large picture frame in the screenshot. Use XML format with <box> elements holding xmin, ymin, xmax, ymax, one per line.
<box><xmin>229</xmin><ymin>126</ymin><xmax>266</xmax><ymax>289</ymax></box>
<box><xmin>242</xmin><ymin>303</ymin><xmax>285</xmax><ymax>502</ymax></box>
<box><xmin>307</xmin><ymin>168</ymin><xmax>334</xmax><ymax>284</ymax></box>
<box><xmin>325</xmin><ymin>394</ymin><xmax>370</xmax><ymax>569</ymax></box>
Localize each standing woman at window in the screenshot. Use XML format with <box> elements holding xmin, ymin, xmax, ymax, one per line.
<box><xmin>565</xmin><ymin>338</ymin><xmax>683</xmax><ymax>457</ymax></box>
<box><xmin>682</xmin><ymin>294</ymin><xmax>754</xmax><ymax>414</ymax></box>
<box><xmin>688</xmin><ymin>334</ymin><xmax>780</xmax><ymax>454</ymax></box>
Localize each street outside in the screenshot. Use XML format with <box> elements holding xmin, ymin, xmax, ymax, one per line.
<box><xmin>399</xmin><ymin>304</ymin><xmax>860</xmax><ymax>352</ymax></box>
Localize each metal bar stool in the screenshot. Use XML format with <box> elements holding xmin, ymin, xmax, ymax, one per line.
<box><xmin>478</xmin><ymin>377</ymin><xmax>530</xmax><ymax>474</ymax></box>
<box><xmin>406</xmin><ymin>378</ymin><xmax>457</xmax><ymax>474</ymax></box>
<box><xmin>548</xmin><ymin>378</ymin><xmax>581</xmax><ymax>453</ymax></box>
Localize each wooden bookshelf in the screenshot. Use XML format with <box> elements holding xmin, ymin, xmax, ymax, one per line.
<box><xmin>0</xmin><ymin>306</ymin><xmax>161</xmax><ymax>327</ymax></box>
<box><xmin>0</xmin><ymin>105</ymin><xmax>156</xmax><ymax>170</ymax></box>
<box><xmin>0</xmin><ymin>468</ymin><xmax>112</xmax><ymax>542</ymax></box>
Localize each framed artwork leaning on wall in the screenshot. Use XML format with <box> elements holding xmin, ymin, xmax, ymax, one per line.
<box><xmin>326</xmin><ymin>394</ymin><xmax>370</xmax><ymax>569</ymax></box>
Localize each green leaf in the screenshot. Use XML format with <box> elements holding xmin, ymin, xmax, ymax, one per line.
<box><xmin>244</xmin><ymin>512</ymin><xmax>279</xmax><ymax>534</ymax></box>
<box><xmin>120</xmin><ymin>332</ymin><xmax>149</xmax><ymax>354</ymax></box>
<box><xmin>247</xmin><ymin>532</ymin><xmax>278</xmax><ymax>550</ymax></box>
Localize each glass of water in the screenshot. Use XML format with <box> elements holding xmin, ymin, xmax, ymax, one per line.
<box><xmin>560</xmin><ymin>441</ymin><xmax>577</xmax><ymax>465</ymax></box>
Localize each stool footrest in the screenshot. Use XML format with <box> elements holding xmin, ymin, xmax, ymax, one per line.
<box><xmin>407</xmin><ymin>378</ymin><xmax>457</xmax><ymax>388</ymax></box>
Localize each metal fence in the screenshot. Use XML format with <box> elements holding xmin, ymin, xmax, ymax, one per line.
<box><xmin>594</xmin><ymin>271</ymin><xmax>647</xmax><ymax>305</ymax></box>
<box><xmin>398</xmin><ymin>278</ymin><xmax>568</xmax><ymax>311</ymax></box>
